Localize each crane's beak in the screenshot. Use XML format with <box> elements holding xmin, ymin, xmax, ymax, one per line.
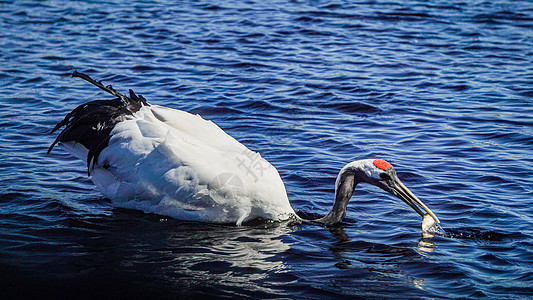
<box><xmin>383</xmin><ymin>177</ymin><xmax>440</xmax><ymax>224</ymax></box>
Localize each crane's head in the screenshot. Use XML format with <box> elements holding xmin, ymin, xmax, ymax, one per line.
<box><xmin>357</xmin><ymin>159</ymin><xmax>440</xmax><ymax>224</ymax></box>
<box><xmin>316</xmin><ymin>159</ymin><xmax>440</xmax><ymax>226</ymax></box>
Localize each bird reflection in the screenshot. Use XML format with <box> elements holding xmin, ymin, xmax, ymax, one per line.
<box><xmin>324</xmin><ymin>223</ymin><xmax>414</xmax><ymax>258</ymax></box>
<box><xmin>417</xmin><ymin>237</ymin><xmax>436</xmax><ymax>254</ymax></box>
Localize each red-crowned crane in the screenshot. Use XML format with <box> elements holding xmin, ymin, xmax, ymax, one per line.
<box><xmin>48</xmin><ymin>71</ymin><xmax>439</xmax><ymax>227</ymax></box>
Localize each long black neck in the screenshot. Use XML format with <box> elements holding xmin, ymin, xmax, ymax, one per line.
<box><xmin>314</xmin><ymin>164</ymin><xmax>361</xmax><ymax>225</ymax></box>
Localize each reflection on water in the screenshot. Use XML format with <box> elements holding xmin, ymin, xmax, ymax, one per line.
<box><xmin>1</xmin><ymin>209</ymin><xmax>298</xmax><ymax>298</ymax></box>
<box><xmin>417</xmin><ymin>238</ymin><xmax>436</xmax><ymax>254</ymax></box>
<box><xmin>75</xmin><ymin>212</ymin><xmax>295</xmax><ymax>294</ymax></box>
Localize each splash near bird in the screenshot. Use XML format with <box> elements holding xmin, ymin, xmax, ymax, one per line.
<box><xmin>48</xmin><ymin>71</ymin><xmax>440</xmax><ymax>227</ymax></box>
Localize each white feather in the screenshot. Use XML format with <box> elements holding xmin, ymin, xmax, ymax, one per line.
<box><xmin>63</xmin><ymin>105</ymin><xmax>296</xmax><ymax>225</ymax></box>
<box><xmin>60</xmin><ymin>141</ymin><xmax>89</xmax><ymax>161</ymax></box>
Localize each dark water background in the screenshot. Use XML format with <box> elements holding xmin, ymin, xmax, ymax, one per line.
<box><xmin>1</xmin><ymin>0</ymin><xmax>532</xmax><ymax>298</ymax></box>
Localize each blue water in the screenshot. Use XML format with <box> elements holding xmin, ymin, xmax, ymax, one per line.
<box><xmin>1</xmin><ymin>0</ymin><xmax>532</xmax><ymax>298</ymax></box>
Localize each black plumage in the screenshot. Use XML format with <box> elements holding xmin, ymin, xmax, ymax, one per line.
<box><xmin>48</xmin><ymin>71</ymin><xmax>150</xmax><ymax>174</ymax></box>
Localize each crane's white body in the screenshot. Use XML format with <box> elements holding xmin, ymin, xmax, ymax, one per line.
<box><xmin>61</xmin><ymin>105</ymin><xmax>296</xmax><ymax>225</ymax></box>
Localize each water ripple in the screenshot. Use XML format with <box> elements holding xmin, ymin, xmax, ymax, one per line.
<box><xmin>1</xmin><ymin>0</ymin><xmax>532</xmax><ymax>298</ymax></box>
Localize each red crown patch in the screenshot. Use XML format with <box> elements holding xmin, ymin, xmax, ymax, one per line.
<box><xmin>373</xmin><ymin>159</ymin><xmax>393</xmax><ymax>170</ymax></box>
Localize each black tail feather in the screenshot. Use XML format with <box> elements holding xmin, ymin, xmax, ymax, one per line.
<box><xmin>48</xmin><ymin>71</ymin><xmax>150</xmax><ymax>175</ymax></box>
<box><xmin>72</xmin><ymin>70</ymin><xmax>130</xmax><ymax>103</ymax></box>
<box><xmin>87</xmin><ymin>135</ymin><xmax>112</xmax><ymax>175</ymax></box>
<box><xmin>129</xmin><ymin>89</ymin><xmax>148</xmax><ymax>108</ymax></box>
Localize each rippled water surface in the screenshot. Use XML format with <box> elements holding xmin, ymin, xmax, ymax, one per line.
<box><xmin>1</xmin><ymin>0</ymin><xmax>532</xmax><ymax>298</ymax></box>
